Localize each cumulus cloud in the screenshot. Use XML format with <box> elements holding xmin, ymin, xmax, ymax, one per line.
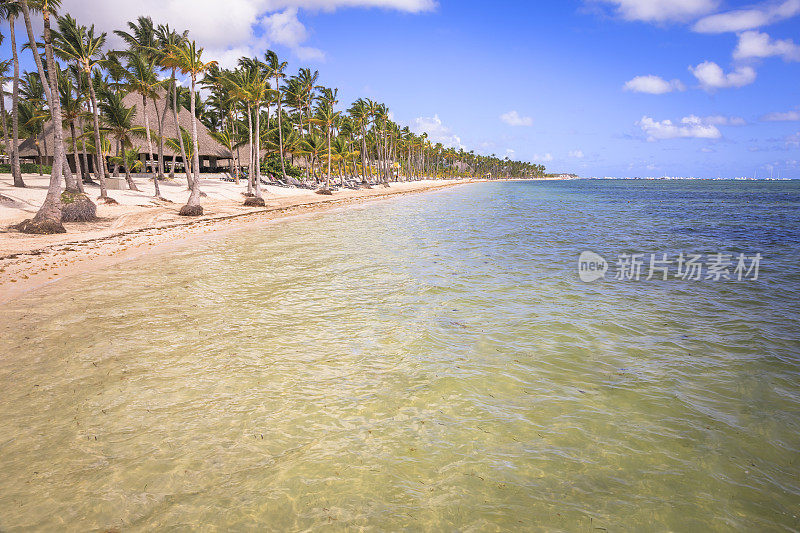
<box><xmin>689</xmin><ymin>61</ymin><xmax>757</xmax><ymax>90</ymax></box>
<box><xmin>623</xmin><ymin>75</ymin><xmax>686</xmax><ymax>94</ymax></box>
<box><xmin>532</xmin><ymin>153</ymin><xmax>553</xmax><ymax>162</ymax></box>
<box><xmin>693</xmin><ymin>0</ymin><xmax>800</xmax><ymax>33</ymax></box>
<box><xmin>59</xmin><ymin>0</ymin><xmax>434</xmax><ymax>65</ymax></box>
<box><xmin>762</xmin><ymin>110</ymin><xmax>800</xmax><ymax>121</ymax></box>
<box><xmin>500</xmin><ymin>110</ymin><xmax>533</xmax><ymax>127</ymax></box>
<box><xmin>733</xmin><ymin>30</ymin><xmax>800</xmax><ymax>61</ymax></box>
<box><xmin>787</xmin><ymin>132</ymin><xmax>800</xmax><ymax>147</ymax></box>
<box><xmin>262</xmin><ymin>8</ymin><xmax>326</xmax><ymax>60</ymax></box>
<box><xmin>597</xmin><ymin>0</ymin><xmax>718</xmax><ymax>22</ymax></box>
<box><xmin>637</xmin><ymin>115</ymin><xmax>723</xmax><ymax>141</ymax></box>
<box><xmin>569</xmin><ymin>150</ymin><xmax>585</xmax><ymax>158</ymax></box>
<box><xmin>411</xmin><ymin>115</ymin><xmax>464</xmax><ymax>149</ymax></box>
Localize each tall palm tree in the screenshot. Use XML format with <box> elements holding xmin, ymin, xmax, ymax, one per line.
<box><xmin>2</xmin><ymin>1</ymin><xmax>24</xmax><ymax>187</ymax></box>
<box><xmin>120</xmin><ymin>51</ymin><xmax>161</xmax><ymax>196</ymax></box>
<box><xmin>155</xmin><ymin>24</ymin><xmax>189</xmax><ymax>182</ymax></box>
<box><xmin>16</xmin><ymin>0</ymin><xmax>71</xmax><ymax>232</ymax></box>
<box><xmin>311</xmin><ymin>87</ymin><xmax>339</xmax><ymax>191</ymax></box>
<box><xmin>52</xmin><ymin>15</ymin><xmax>110</xmax><ymax>199</ymax></box>
<box><xmin>162</xmin><ymin>39</ymin><xmax>217</xmax><ymax>216</ymax></box>
<box><xmin>264</xmin><ymin>50</ymin><xmax>288</xmax><ymax>180</ymax></box>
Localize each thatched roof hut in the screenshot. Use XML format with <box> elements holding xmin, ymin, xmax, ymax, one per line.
<box><xmin>19</xmin><ymin>90</ymin><xmax>232</xmax><ymax>172</ymax></box>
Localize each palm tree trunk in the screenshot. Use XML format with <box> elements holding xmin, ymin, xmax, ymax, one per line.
<box><xmin>19</xmin><ymin>1</ymin><xmax>64</xmax><ymax>232</ymax></box>
<box><xmin>153</xmin><ymin>95</ymin><xmax>166</xmax><ymax>180</ymax></box>
<box><xmin>86</xmin><ymin>68</ymin><xmax>108</xmax><ymax>198</ymax></box>
<box><xmin>69</xmin><ymin>121</ymin><xmax>84</xmax><ymax>192</ymax></box>
<box><xmin>254</xmin><ymin>102</ymin><xmax>262</xmax><ymax>197</ymax></box>
<box><xmin>171</xmin><ymin>73</ymin><xmax>190</xmax><ymax>187</ymax></box>
<box><xmin>0</xmin><ymin>82</ymin><xmax>11</xmax><ymax>171</ymax></box>
<box><xmin>183</xmin><ymin>73</ymin><xmax>202</xmax><ymax>210</ymax></box>
<box><xmin>124</xmin><ymin>164</ymin><xmax>137</xmax><ymax>191</ymax></box>
<box><xmin>246</xmin><ymin>104</ymin><xmax>253</xmax><ymax>195</ymax></box>
<box><xmin>141</xmin><ymin>94</ymin><xmax>159</xmax><ymax>197</ymax></box>
<box><xmin>326</xmin><ymin>125</ymin><xmax>331</xmax><ymax>190</ymax></box>
<box><xmin>276</xmin><ymin>76</ymin><xmax>287</xmax><ymax>180</ymax></box>
<box><xmin>21</xmin><ymin>1</ymin><xmax>78</xmax><ymax>194</ymax></box>
<box><xmin>8</xmin><ymin>15</ymin><xmax>24</xmax><ymax>187</ymax></box>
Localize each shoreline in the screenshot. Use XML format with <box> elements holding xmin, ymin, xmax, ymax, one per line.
<box><xmin>0</xmin><ymin>179</ymin><xmax>475</xmax><ymax>305</ymax></box>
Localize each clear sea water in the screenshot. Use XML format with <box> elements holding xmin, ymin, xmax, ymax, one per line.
<box><xmin>1</xmin><ymin>180</ymin><xmax>799</xmax><ymax>531</ymax></box>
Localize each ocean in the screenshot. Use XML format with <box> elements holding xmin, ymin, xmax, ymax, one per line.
<box><xmin>1</xmin><ymin>179</ymin><xmax>799</xmax><ymax>530</ymax></box>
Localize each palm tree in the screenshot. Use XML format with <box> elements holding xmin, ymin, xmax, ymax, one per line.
<box><xmin>311</xmin><ymin>87</ymin><xmax>340</xmax><ymax>191</ymax></box>
<box><xmin>300</xmin><ymin>133</ymin><xmax>325</xmax><ymax>182</ymax></box>
<box><xmin>264</xmin><ymin>50</ymin><xmax>288</xmax><ymax>180</ymax></box>
<box><xmin>155</xmin><ymin>24</ymin><xmax>189</xmax><ymax>182</ymax></box>
<box><xmin>0</xmin><ymin>58</ymin><xmax>11</xmax><ymax>167</ymax></box>
<box><xmin>16</xmin><ymin>0</ymin><xmax>72</xmax><ymax>232</ymax></box>
<box><xmin>162</xmin><ymin>39</ymin><xmax>216</xmax><ymax>216</ymax></box>
<box><xmin>99</xmin><ymin>90</ymin><xmax>140</xmax><ymax>191</ymax></box>
<box><xmin>2</xmin><ymin>1</ymin><xmax>24</xmax><ymax>187</ymax></box>
<box><xmin>18</xmin><ymin>99</ymin><xmax>47</xmax><ymax>175</ymax></box>
<box><xmin>57</xmin><ymin>68</ymin><xmax>85</xmax><ymax>191</ymax></box>
<box><xmin>119</xmin><ymin>51</ymin><xmax>161</xmax><ymax>196</ymax></box>
<box><xmin>109</xmin><ymin>148</ymin><xmax>142</xmax><ymax>189</ymax></box>
<box><xmin>210</xmin><ymin>130</ymin><xmax>240</xmax><ymax>182</ymax></box>
<box><xmin>53</xmin><ymin>15</ymin><xmax>110</xmax><ymax>200</ymax></box>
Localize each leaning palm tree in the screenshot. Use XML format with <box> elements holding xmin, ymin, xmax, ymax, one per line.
<box><xmin>161</xmin><ymin>39</ymin><xmax>216</xmax><ymax>216</ymax></box>
<box><xmin>1</xmin><ymin>1</ymin><xmax>24</xmax><ymax>187</ymax></box>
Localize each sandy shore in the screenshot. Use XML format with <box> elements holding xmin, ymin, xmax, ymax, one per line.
<box><xmin>0</xmin><ymin>174</ymin><xmax>473</xmax><ymax>304</ymax></box>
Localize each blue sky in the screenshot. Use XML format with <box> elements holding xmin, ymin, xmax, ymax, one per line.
<box><xmin>4</xmin><ymin>0</ymin><xmax>800</xmax><ymax>177</ymax></box>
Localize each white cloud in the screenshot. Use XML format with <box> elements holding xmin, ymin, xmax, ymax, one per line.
<box><xmin>59</xmin><ymin>0</ymin><xmax>433</xmax><ymax>65</ymax></box>
<box><xmin>263</xmin><ymin>8</ymin><xmax>308</xmax><ymax>47</ymax></box>
<box><xmin>733</xmin><ymin>30</ymin><xmax>800</xmax><ymax>61</ymax></box>
<box><xmin>693</xmin><ymin>0</ymin><xmax>800</xmax><ymax>33</ymax></box>
<box><xmin>637</xmin><ymin>115</ymin><xmax>723</xmax><ymax>141</ymax></box>
<box><xmin>500</xmin><ymin>110</ymin><xmax>533</xmax><ymax>127</ymax></box>
<box><xmin>411</xmin><ymin>114</ymin><xmax>464</xmax><ymax>149</ymax></box>
<box><xmin>598</xmin><ymin>0</ymin><xmax>718</xmax><ymax>22</ymax></box>
<box><xmin>689</xmin><ymin>61</ymin><xmax>757</xmax><ymax>90</ymax></box>
<box><xmin>703</xmin><ymin>115</ymin><xmax>746</xmax><ymax>125</ymax></box>
<box><xmin>569</xmin><ymin>150</ymin><xmax>585</xmax><ymax>158</ymax></box>
<box><xmin>762</xmin><ymin>110</ymin><xmax>800</xmax><ymax>121</ymax></box>
<box><xmin>532</xmin><ymin>153</ymin><xmax>553</xmax><ymax>162</ymax></box>
<box><xmin>623</xmin><ymin>75</ymin><xmax>686</xmax><ymax>94</ymax></box>
<box><xmin>786</xmin><ymin>132</ymin><xmax>800</xmax><ymax>147</ymax></box>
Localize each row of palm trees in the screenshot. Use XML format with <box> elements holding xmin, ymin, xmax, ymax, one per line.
<box><xmin>0</xmin><ymin>1</ymin><xmax>546</xmax><ymax>233</ymax></box>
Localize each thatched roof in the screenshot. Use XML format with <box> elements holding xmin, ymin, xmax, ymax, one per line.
<box><xmin>19</xmin><ymin>90</ymin><xmax>231</xmax><ymax>159</ymax></box>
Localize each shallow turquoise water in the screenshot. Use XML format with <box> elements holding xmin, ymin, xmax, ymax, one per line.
<box><xmin>1</xmin><ymin>180</ymin><xmax>799</xmax><ymax>531</ymax></box>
